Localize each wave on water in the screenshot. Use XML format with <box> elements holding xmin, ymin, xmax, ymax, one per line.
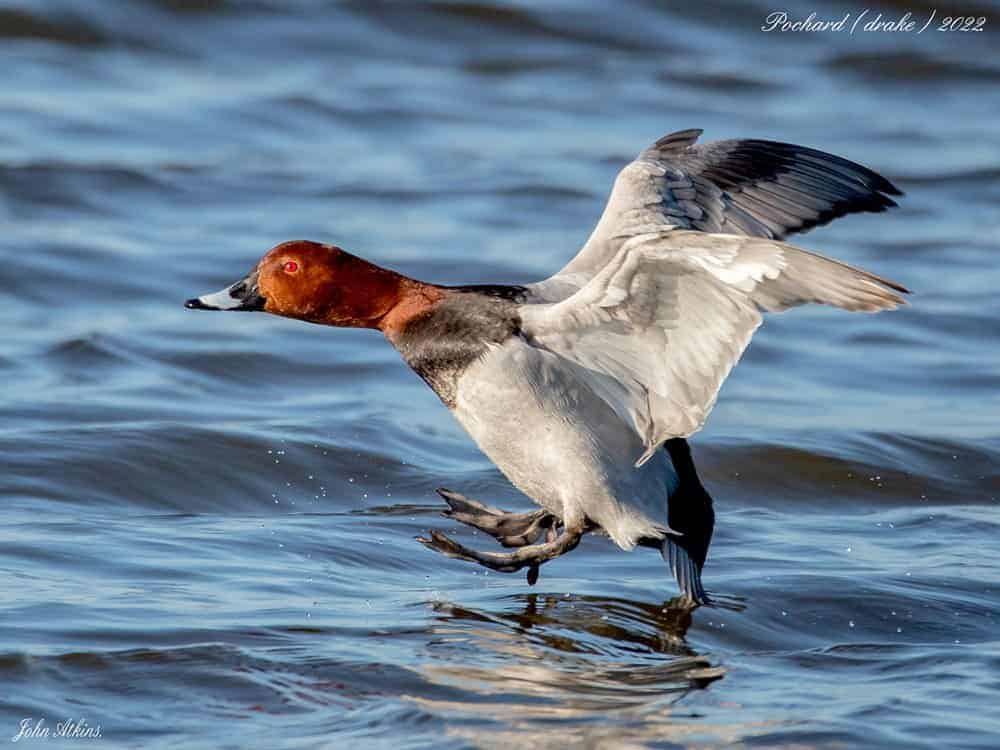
<box><xmin>1</xmin><ymin>0</ymin><xmax>998</xmax><ymax>747</ymax></box>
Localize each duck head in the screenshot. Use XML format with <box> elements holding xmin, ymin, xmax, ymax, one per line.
<box><xmin>186</xmin><ymin>240</ymin><xmax>432</xmax><ymax>330</ymax></box>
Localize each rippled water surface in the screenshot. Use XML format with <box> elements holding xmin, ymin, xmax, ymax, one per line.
<box><xmin>2</xmin><ymin>1</ymin><xmax>999</xmax><ymax>747</ymax></box>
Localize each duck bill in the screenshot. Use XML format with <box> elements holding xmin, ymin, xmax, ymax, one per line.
<box><xmin>185</xmin><ymin>270</ymin><xmax>266</xmax><ymax>312</ymax></box>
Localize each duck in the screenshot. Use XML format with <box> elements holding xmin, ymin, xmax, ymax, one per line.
<box><xmin>186</xmin><ymin>128</ymin><xmax>907</xmax><ymax>605</ymax></box>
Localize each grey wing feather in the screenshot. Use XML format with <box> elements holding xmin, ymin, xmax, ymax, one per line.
<box><xmin>534</xmin><ymin>128</ymin><xmax>902</xmax><ymax>295</ymax></box>
<box><xmin>520</xmin><ymin>231</ymin><xmax>908</xmax><ymax>462</ymax></box>
<box><xmin>644</xmin><ymin>129</ymin><xmax>901</xmax><ymax>239</ymax></box>
<box><xmin>520</xmin><ymin>129</ymin><xmax>906</xmax><ymax>461</ymax></box>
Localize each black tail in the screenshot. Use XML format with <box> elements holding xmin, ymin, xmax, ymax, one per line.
<box><xmin>662</xmin><ymin>438</ymin><xmax>715</xmax><ymax>604</ymax></box>
<box><xmin>664</xmin><ymin>438</ymin><xmax>715</xmax><ymax>569</ymax></box>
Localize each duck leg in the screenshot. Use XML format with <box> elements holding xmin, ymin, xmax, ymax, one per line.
<box><xmin>435</xmin><ymin>488</ymin><xmax>557</xmax><ymax>548</ymax></box>
<box><xmin>416</xmin><ymin>520</ymin><xmax>588</xmax><ymax>578</ymax></box>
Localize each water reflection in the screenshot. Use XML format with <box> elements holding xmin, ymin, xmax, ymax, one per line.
<box><xmin>436</xmin><ymin>593</ymin><xmax>702</xmax><ymax>655</ymax></box>
<box><xmin>410</xmin><ymin>593</ymin><xmax>728</xmax><ymax>745</ymax></box>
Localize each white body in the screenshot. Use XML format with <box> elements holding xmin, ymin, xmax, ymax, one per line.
<box><xmin>453</xmin><ymin>337</ymin><xmax>679</xmax><ymax>550</ymax></box>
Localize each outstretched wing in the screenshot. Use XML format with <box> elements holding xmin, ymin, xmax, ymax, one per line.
<box><xmin>529</xmin><ymin>129</ymin><xmax>902</xmax><ymax>301</ymax></box>
<box><xmin>520</xmin><ymin>231</ymin><xmax>908</xmax><ymax>465</ymax></box>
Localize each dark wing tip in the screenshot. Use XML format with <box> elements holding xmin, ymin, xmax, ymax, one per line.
<box><xmin>861</xmin><ymin>267</ymin><xmax>911</xmax><ymax>296</ymax></box>
<box><xmin>882</xmin><ymin>180</ymin><xmax>904</xmax><ymax>197</ymax></box>
<box><xmin>738</xmin><ymin>138</ymin><xmax>903</xmax><ymax>195</ymax></box>
<box><xmin>701</xmin><ymin>138</ymin><xmax>904</xmax><ymax>237</ymax></box>
<box><xmin>888</xmin><ymin>279</ymin><xmax>912</xmax><ymax>295</ymax></box>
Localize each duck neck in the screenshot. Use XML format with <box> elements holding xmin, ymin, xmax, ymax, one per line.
<box><xmin>375</xmin><ymin>277</ymin><xmax>445</xmax><ymax>341</ymax></box>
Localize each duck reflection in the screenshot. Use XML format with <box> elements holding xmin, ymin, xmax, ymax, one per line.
<box><xmin>435</xmin><ymin>592</ymin><xmax>704</xmax><ymax>659</ymax></box>
<box><xmin>410</xmin><ymin>592</ymin><xmax>728</xmax><ymax>745</ymax></box>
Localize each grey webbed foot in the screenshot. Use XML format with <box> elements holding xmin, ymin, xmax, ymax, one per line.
<box><xmin>416</xmin><ymin>523</ymin><xmax>587</xmax><ymax>575</ymax></box>
<box><xmin>436</xmin><ymin>488</ymin><xmax>557</xmax><ymax>548</ymax></box>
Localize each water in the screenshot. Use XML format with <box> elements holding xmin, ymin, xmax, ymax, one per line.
<box><xmin>2</xmin><ymin>1</ymin><xmax>999</xmax><ymax>747</ymax></box>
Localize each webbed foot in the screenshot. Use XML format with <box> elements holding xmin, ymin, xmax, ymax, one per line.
<box><xmin>416</xmin><ymin>523</ymin><xmax>587</xmax><ymax>575</ymax></box>
<box><xmin>436</xmin><ymin>488</ymin><xmax>557</xmax><ymax>547</ymax></box>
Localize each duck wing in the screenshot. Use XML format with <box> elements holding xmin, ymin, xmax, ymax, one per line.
<box><xmin>528</xmin><ymin>128</ymin><xmax>901</xmax><ymax>301</ymax></box>
<box><xmin>519</xmin><ymin>230</ymin><xmax>908</xmax><ymax>465</ymax></box>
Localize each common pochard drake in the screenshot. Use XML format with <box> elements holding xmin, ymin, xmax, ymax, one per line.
<box><xmin>187</xmin><ymin>129</ymin><xmax>906</xmax><ymax>605</ymax></box>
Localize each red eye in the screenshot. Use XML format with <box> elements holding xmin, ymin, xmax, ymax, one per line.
<box><xmin>283</xmin><ymin>260</ymin><xmax>299</xmax><ymax>273</ymax></box>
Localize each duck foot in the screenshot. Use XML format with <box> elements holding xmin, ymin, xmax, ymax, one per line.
<box><xmin>416</xmin><ymin>523</ymin><xmax>587</xmax><ymax>575</ymax></box>
<box><xmin>526</xmin><ymin>526</ymin><xmax>560</xmax><ymax>584</ymax></box>
<box><xmin>527</xmin><ymin>564</ymin><xmax>540</xmax><ymax>586</ymax></box>
<box><xmin>436</xmin><ymin>488</ymin><xmax>558</xmax><ymax>548</ymax></box>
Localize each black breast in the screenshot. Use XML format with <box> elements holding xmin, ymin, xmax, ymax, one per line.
<box><xmin>392</xmin><ymin>286</ymin><xmax>526</xmax><ymax>407</ymax></box>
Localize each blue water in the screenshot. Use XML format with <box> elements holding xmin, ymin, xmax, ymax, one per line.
<box><xmin>2</xmin><ymin>1</ymin><xmax>999</xmax><ymax>747</ymax></box>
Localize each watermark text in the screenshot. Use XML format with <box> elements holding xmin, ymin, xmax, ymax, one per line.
<box><xmin>761</xmin><ymin>10</ymin><xmax>987</xmax><ymax>34</ymax></box>
<box><xmin>12</xmin><ymin>718</ymin><xmax>102</xmax><ymax>742</ymax></box>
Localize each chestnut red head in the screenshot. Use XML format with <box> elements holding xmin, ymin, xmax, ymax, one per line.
<box><xmin>185</xmin><ymin>240</ymin><xmax>429</xmax><ymax>329</ymax></box>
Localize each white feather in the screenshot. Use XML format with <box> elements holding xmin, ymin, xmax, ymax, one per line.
<box><xmin>521</xmin><ymin>231</ymin><xmax>905</xmax><ymax>460</ymax></box>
